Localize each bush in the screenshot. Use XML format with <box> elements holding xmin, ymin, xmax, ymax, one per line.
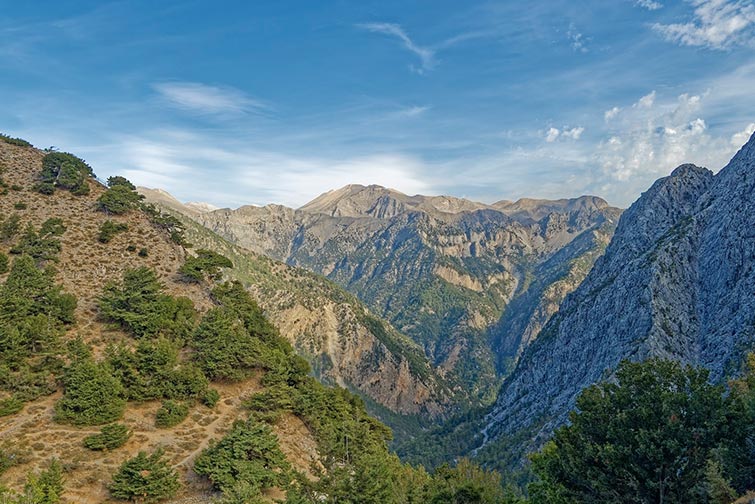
<box><xmin>0</xmin><ymin>252</ymin><xmax>8</xmax><ymax>274</ymax></box>
<box><xmin>0</xmin><ymin>396</ymin><xmax>23</xmax><ymax>416</ymax></box>
<box><xmin>37</xmin><ymin>152</ymin><xmax>93</xmax><ymax>195</ymax></box>
<box><xmin>10</xmin><ymin>220</ymin><xmax>66</xmax><ymax>264</ymax></box>
<box><xmin>179</xmin><ymin>249</ymin><xmax>232</xmax><ymax>283</ymax></box>
<box><xmin>1</xmin><ymin>459</ymin><xmax>64</xmax><ymax>504</ymax></box>
<box><xmin>138</xmin><ymin>247</ymin><xmax>148</xmax><ymax>257</ymax></box>
<box><xmin>83</xmin><ymin>423</ymin><xmax>131</xmax><ymax>451</ymax></box>
<box><xmin>202</xmin><ymin>388</ymin><xmax>221</xmax><ymax>408</ymax></box>
<box><xmin>54</xmin><ymin>354</ymin><xmax>126</xmax><ymax>426</ymax></box>
<box><xmin>99</xmin><ymin>267</ymin><xmax>196</xmax><ymax>340</ymax></box>
<box><xmin>98</xmin><ymin>220</ymin><xmax>129</xmax><ymax>243</ymax></box>
<box><xmin>194</xmin><ymin>418</ymin><xmax>291</xmax><ymax>493</ymax></box>
<box><xmin>0</xmin><ymin>214</ymin><xmax>20</xmax><ymax>242</ymax></box>
<box><xmin>13</xmin><ymin>202</ymin><xmax>26</xmax><ymax>210</ymax></box>
<box><xmin>109</xmin><ymin>449</ymin><xmax>179</xmax><ymax>503</ymax></box>
<box><xmin>107</xmin><ymin>176</ymin><xmax>136</xmax><ymax>190</ymax></box>
<box><xmin>97</xmin><ymin>185</ymin><xmax>144</xmax><ymax>214</ymax></box>
<box><xmin>191</xmin><ymin>307</ymin><xmax>260</xmax><ymax>381</ymax></box>
<box><xmin>155</xmin><ymin>400</ymin><xmax>189</xmax><ymax>428</ymax></box>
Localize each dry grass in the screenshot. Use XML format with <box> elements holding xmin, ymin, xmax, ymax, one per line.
<box><xmin>0</xmin><ymin>142</ymin><xmax>321</xmax><ymax>503</ymax></box>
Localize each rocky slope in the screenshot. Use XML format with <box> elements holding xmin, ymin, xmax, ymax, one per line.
<box><xmin>143</xmin><ymin>185</ymin><xmax>621</xmax><ymax>402</ymax></box>
<box><xmin>475</xmin><ymin>132</ymin><xmax>755</xmax><ymax>469</ymax></box>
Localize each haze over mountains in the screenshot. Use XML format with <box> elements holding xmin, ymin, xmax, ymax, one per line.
<box><xmin>141</xmin><ymin>183</ymin><xmax>622</xmax><ymax>403</ymax></box>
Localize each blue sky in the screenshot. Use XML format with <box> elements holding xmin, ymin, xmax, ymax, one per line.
<box><xmin>1</xmin><ymin>0</ymin><xmax>754</xmax><ymax>208</ymax></box>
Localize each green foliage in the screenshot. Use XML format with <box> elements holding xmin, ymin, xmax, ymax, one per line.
<box><xmin>0</xmin><ymin>255</ymin><xmax>74</xmax><ymax>402</ymax></box>
<box><xmin>0</xmin><ymin>460</ymin><xmax>64</xmax><ymax>504</ymax></box>
<box><xmin>424</xmin><ymin>459</ymin><xmax>519</xmax><ymax>504</ymax></box>
<box><xmin>54</xmin><ymin>350</ymin><xmax>126</xmax><ymax>426</ymax></box>
<box><xmin>97</xmin><ymin>185</ymin><xmax>144</xmax><ymax>214</ymax></box>
<box><xmin>0</xmin><ymin>253</ymin><xmax>8</xmax><ymax>274</ymax></box>
<box><xmin>202</xmin><ymin>388</ymin><xmax>220</xmax><ymax>407</ymax></box>
<box><xmin>138</xmin><ymin>247</ymin><xmax>148</xmax><ymax>257</ymax></box>
<box><xmin>13</xmin><ymin>202</ymin><xmax>26</xmax><ymax>210</ymax></box>
<box><xmin>83</xmin><ymin>423</ymin><xmax>131</xmax><ymax>451</ymax></box>
<box><xmin>0</xmin><ymin>133</ymin><xmax>32</xmax><ymax>148</ymax></box>
<box><xmin>179</xmin><ymin>249</ymin><xmax>232</xmax><ymax>283</ymax></box>
<box><xmin>0</xmin><ymin>396</ymin><xmax>23</xmax><ymax>416</ymax></box>
<box><xmin>191</xmin><ymin>306</ymin><xmax>261</xmax><ymax>381</ymax></box>
<box><xmin>106</xmin><ymin>338</ymin><xmax>208</xmax><ymax>402</ymax></box>
<box><xmin>194</xmin><ymin>418</ymin><xmax>291</xmax><ymax>493</ymax></box>
<box><xmin>108</xmin><ymin>449</ymin><xmax>179</xmax><ymax>503</ymax></box>
<box><xmin>99</xmin><ymin>267</ymin><xmax>196</xmax><ymax>340</ymax></box>
<box><xmin>0</xmin><ymin>214</ymin><xmax>20</xmax><ymax>242</ymax></box>
<box><xmin>705</xmin><ymin>460</ymin><xmax>737</xmax><ymax>504</ymax></box>
<box><xmin>10</xmin><ymin>220</ymin><xmax>66</xmax><ymax>264</ymax></box>
<box><xmin>155</xmin><ymin>400</ymin><xmax>189</xmax><ymax>428</ymax></box>
<box><xmin>36</xmin><ymin>152</ymin><xmax>93</xmax><ymax>195</ymax></box>
<box><xmin>107</xmin><ymin>176</ymin><xmax>136</xmax><ymax>190</ymax></box>
<box><xmin>98</xmin><ymin>220</ymin><xmax>129</xmax><ymax>243</ymax></box>
<box><xmin>529</xmin><ymin>359</ymin><xmax>733</xmax><ymax>503</ymax></box>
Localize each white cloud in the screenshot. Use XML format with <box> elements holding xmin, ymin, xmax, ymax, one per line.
<box><xmin>99</xmin><ymin>130</ymin><xmax>433</xmax><ymax>208</ymax></box>
<box><xmin>731</xmin><ymin>122</ymin><xmax>755</xmax><ymax>146</ymax></box>
<box><xmin>395</xmin><ymin>105</ymin><xmax>430</xmax><ymax>118</ymax></box>
<box><xmin>152</xmin><ymin>82</ymin><xmax>267</xmax><ymax>115</ymax></box>
<box><xmin>545</xmin><ymin>127</ymin><xmax>561</xmax><ymax>142</ymax></box>
<box><xmin>545</xmin><ymin>126</ymin><xmax>584</xmax><ymax>142</ymax></box>
<box><xmin>635</xmin><ymin>0</ymin><xmax>664</xmax><ymax>10</ymax></box>
<box><xmin>605</xmin><ymin>107</ymin><xmax>622</xmax><ymax>121</ymax></box>
<box><xmin>562</xmin><ymin>126</ymin><xmax>585</xmax><ymax>140</ymax></box>
<box><xmin>596</xmin><ymin>92</ymin><xmax>732</xmax><ymax>189</ymax></box>
<box><xmin>635</xmin><ymin>90</ymin><xmax>656</xmax><ymax>109</ymax></box>
<box><xmin>652</xmin><ymin>0</ymin><xmax>755</xmax><ymax>49</ymax></box>
<box><xmin>357</xmin><ymin>23</ymin><xmax>435</xmax><ymax>74</ymax></box>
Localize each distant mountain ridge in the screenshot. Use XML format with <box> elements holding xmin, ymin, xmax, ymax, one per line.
<box><xmin>141</xmin><ymin>184</ymin><xmax>622</xmax><ymax>402</ymax></box>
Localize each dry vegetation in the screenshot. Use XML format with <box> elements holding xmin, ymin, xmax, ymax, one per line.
<box><xmin>0</xmin><ymin>142</ymin><xmax>320</xmax><ymax>503</ymax></box>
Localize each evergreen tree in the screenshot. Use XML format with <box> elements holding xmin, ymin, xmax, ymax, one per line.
<box><xmin>108</xmin><ymin>449</ymin><xmax>179</xmax><ymax>503</ymax></box>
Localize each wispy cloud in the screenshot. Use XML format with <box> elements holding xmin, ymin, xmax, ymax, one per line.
<box><xmin>152</xmin><ymin>82</ymin><xmax>268</xmax><ymax>116</ymax></box>
<box><xmin>635</xmin><ymin>0</ymin><xmax>664</xmax><ymax>10</ymax></box>
<box><xmin>357</xmin><ymin>23</ymin><xmax>435</xmax><ymax>74</ymax></box>
<box><xmin>652</xmin><ymin>0</ymin><xmax>755</xmax><ymax>49</ymax></box>
<box><xmin>567</xmin><ymin>23</ymin><xmax>590</xmax><ymax>52</ymax></box>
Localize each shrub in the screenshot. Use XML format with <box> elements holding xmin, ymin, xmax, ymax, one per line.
<box><xmin>0</xmin><ymin>252</ymin><xmax>8</xmax><ymax>274</ymax></box>
<box><xmin>202</xmin><ymin>388</ymin><xmax>221</xmax><ymax>408</ymax></box>
<box><xmin>98</xmin><ymin>220</ymin><xmax>128</xmax><ymax>243</ymax></box>
<box><xmin>99</xmin><ymin>267</ymin><xmax>196</xmax><ymax>340</ymax></box>
<box><xmin>97</xmin><ymin>185</ymin><xmax>144</xmax><ymax>214</ymax></box>
<box><xmin>13</xmin><ymin>202</ymin><xmax>26</xmax><ymax>210</ymax></box>
<box><xmin>10</xmin><ymin>220</ymin><xmax>66</xmax><ymax>264</ymax></box>
<box><xmin>37</xmin><ymin>152</ymin><xmax>93</xmax><ymax>195</ymax></box>
<box><xmin>194</xmin><ymin>419</ymin><xmax>291</xmax><ymax>493</ymax></box>
<box><xmin>54</xmin><ymin>354</ymin><xmax>126</xmax><ymax>426</ymax></box>
<box><xmin>107</xmin><ymin>176</ymin><xmax>136</xmax><ymax>190</ymax></box>
<box><xmin>138</xmin><ymin>247</ymin><xmax>148</xmax><ymax>257</ymax></box>
<box><xmin>83</xmin><ymin>423</ymin><xmax>131</xmax><ymax>451</ymax></box>
<box><xmin>109</xmin><ymin>449</ymin><xmax>179</xmax><ymax>503</ymax></box>
<box><xmin>191</xmin><ymin>307</ymin><xmax>260</xmax><ymax>381</ymax></box>
<box><xmin>0</xmin><ymin>214</ymin><xmax>20</xmax><ymax>242</ymax></box>
<box><xmin>0</xmin><ymin>396</ymin><xmax>23</xmax><ymax>416</ymax></box>
<box><xmin>179</xmin><ymin>249</ymin><xmax>232</xmax><ymax>283</ymax></box>
<box><xmin>155</xmin><ymin>400</ymin><xmax>189</xmax><ymax>428</ymax></box>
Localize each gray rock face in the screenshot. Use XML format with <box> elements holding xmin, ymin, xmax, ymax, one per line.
<box><xmin>479</xmin><ymin>133</ymin><xmax>755</xmax><ymax>464</ymax></box>
<box><xmin>175</xmin><ymin>185</ymin><xmax>621</xmax><ymax>401</ymax></box>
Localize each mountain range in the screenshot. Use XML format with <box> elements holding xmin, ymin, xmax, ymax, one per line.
<box><xmin>141</xmin><ymin>184</ymin><xmax>622</xmax><ymax>405</ymax></box>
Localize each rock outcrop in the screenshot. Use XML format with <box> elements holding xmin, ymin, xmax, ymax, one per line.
<box><xmin>477</xmin><ymin>133</ymin><xmax>755</xmax><ymax>467</ymax></box>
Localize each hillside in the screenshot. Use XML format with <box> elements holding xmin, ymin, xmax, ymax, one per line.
<box><xmin>142</xmin><ymin>185</ymin><xmax>622</xmax><ymax>402</ymax></box>
<box><xmin>0</xmin><ymin>137</ymin><xmax>461</xmax><ymax>504</ymax></box>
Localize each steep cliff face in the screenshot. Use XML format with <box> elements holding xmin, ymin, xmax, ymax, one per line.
<box><xmin>477</xmin><ymin>133</ymin><xmax>755</xmax><ymax>467</ymax></box>
<box><xmin>149</xmin><ymin>185</ymin><xmax>621</xmax><ymax>401</ymax></box>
